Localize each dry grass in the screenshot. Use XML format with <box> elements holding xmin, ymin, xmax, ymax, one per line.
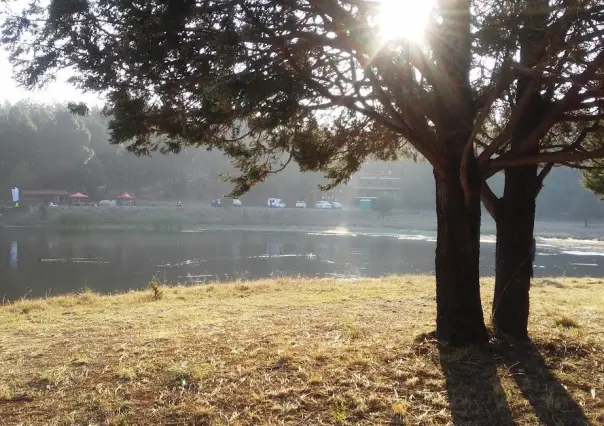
<box><xmin>0</xmin><ymin>276</ymin><xmax>603</xmax><ymax>425</ymax></box>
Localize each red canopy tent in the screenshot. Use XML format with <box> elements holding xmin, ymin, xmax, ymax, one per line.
<box><xmin>69</xmin><ymin>192</ymin><xmax>89</xmax><ymax>199</ymax></box>
<box><xmin>117</xmin><ymin>192</ymin><xmax>135</xmax><ymax>200</ymax></box>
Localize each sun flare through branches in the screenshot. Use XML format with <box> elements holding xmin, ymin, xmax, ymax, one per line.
<box><xmin>377</xmin><ymin>0</ymin><xmax>435</xmax><ymax>43</ymax></box>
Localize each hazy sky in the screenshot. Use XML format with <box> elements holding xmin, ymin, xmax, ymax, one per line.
<box><xmin>0</xmin><ymin>48</ymin><xmax>101</xmax><ymax>105</ymax></box>
<box><xmin>0</xmin><ymin>0</ymin><xmax>99</xmax><ymax>104</ymax></box>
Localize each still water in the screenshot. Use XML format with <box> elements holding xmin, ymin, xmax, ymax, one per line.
<box><xmin>1</xmin><ymin>228</ymin><xmax>603</xmax><ymax>300</ymax></box>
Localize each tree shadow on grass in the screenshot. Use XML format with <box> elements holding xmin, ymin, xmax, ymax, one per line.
<box><xmin>437</xmin><ymin>338</ymin><xmax>591</xmax><ymax>426</ymax></box>
<box><xmin>438</xmin><ymin>343</ymin><xmax>515</xmax><ymax>426</ymax></box>
<box><xmin>503</xmin><ymin>340</ymin><xmax>591</xmax><ymax>426</ymax></box>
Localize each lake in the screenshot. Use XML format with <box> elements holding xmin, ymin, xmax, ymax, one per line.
<box><xmin>1</xmin><ymin>228</ymin><xmax>603</xmax><ymax>301</ymax></box>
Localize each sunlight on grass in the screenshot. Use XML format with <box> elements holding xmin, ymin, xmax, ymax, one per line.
<box><xmin>0</xmin><ymin>276</ymin><xmax>603</xmax><ymax>424</ymax></box>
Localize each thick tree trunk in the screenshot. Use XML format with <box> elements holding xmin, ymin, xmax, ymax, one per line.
<box><xmin>490</xmin><ymin>0</ymin><xmax>549</xmax><ymax>340</ymax></box>
<box><xmin>493</xmin><ymin>164</ymin><xmax>538</xmax><ymax>340</ymax></box>
<box><xmin>434</xmin><ymin>153</ymin><xmax>488</xmax><ymax>346</ymax></box>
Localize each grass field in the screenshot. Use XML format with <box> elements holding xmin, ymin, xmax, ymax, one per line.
<box><xmin>1</xmin><ymin>276</ymin><xmax>603</xmax><ymax>425</ymax></box>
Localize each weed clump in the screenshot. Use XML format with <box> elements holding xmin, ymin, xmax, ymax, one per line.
<box><xmin>148</xmin><ymin>277</ymin><xmax>164</xmax><ymax>300</ymax></box>
<box><xmin>391</xmin><ymin>402</ymin><xmax>408</xmax><ymax>425</ymax></box>
<box><xmin>332</xmin><ymin>401</ymin><xmax>348</xmax><ymax>424</ymax></box>
<box><xmin>554</xmin><ymin>315</ymin><xmax>580</xmax><ymax>329</ymax></box>
<box><xmin>308</xmin><ymin>373</ymin><xmax>322</xmax><ymax>385</ymax></box>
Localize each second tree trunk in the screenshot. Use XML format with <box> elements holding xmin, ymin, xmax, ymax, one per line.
<box><xmin>493</xmin><ymin>164</ymin><xmax>539</xmax><ymax>340</ymax></box>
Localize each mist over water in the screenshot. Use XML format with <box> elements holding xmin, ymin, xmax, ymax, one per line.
<box><xmin>1</xmin><ymin>228</ymin><xmax>603</xmax><ymax>301</ymax></box>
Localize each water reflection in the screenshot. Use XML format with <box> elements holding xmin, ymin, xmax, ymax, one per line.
<box><xmin>0</xmin><ymin>228</ymin><xmax>602</xmax><ymax>301</ymax></box>
<box><xmin>10</xmin><ymin>241</ymin><xmax>17</xmax><ymax>268</ymax></box>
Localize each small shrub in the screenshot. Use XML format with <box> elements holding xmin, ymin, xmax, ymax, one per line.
<box><xmin>235</xmin><ymin>284</ymin><xmax>250</xmax><ymax>292</ymax></box>
<box><xmin>332</xmin><ymin>401</ymin><xmax>348</xmax><ymax>424</ymax></box>
<box><xmin>116</xmin><ymin>366</ymin><xmax>137</xmax><ymax>381</ymax></box>
<box><xmin>308</xmin><ymin>373</ymin><xmax>322</xmax><ymax>385</ymax></box>
<box><xmin>76</xmin><ymin>287</ymin><xmax>97</xmax><ymax>303</ymax></box>
<box><xmin>31</xmin><ymin>368</ymin><xmax>65</xmax><ymax>389</ymax></box>
<box><xmin>392</xmin><ymin>402</ymin><xmax>408</xmax><ymax>416</ymax></box>
<box><xmin>0</xmin><ymin>384</ymin><xmax>12</xmax><ymax>400</ymax></box>
<box><xmin>166</xmin><ymin>361</ymin><xmax>212</xmax><ymax>388</ymax></box>
<box><xmin>391</xmin><ymin>402</ymin><xmax>408</xmax><ymax>425</ymax></box>
<box><xmin>148</xmin><ymin>277</ymin><xmax>164</xmax><ymax>300</ymax></box>
<box><xmin>343</xmin><ymin>323</ymin><xmax>362</xmax><ymax>340</ymax></box>
<box><xmin>554</xmin><ymin>315</ymin><xmax>580</xmax><ymax>329</ymax></box>
<box><xmin>71</xmin><ymin>354</ymin><xmax>90</xmax><ymax>366</ymax></box>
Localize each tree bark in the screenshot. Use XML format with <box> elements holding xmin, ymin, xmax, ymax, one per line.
<box><xmin>490</xmin><ymin>0</ymin><xmax>550</xmax><ymax>340</ymax></box>
<box><xmin>492</xmin><ymin>164</ymin><xmax>538</xmax><ymax>340</ymax></box>
<box><xmin>429</xmin><ymin>0</ymin><xmax>487</xmax><ymax>346</ymax></box>
<box><xmin>434</xmin><ymin>151</ymin><xmax>489</xmax><ymax>346</ymax></box>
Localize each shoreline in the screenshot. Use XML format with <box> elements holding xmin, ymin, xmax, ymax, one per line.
<box><xmin>4</xmin><ymin>221</ymin><xmax>604</xmax><ymax>244</ymax></box>
<box><xmin>2</xmin><ymin>205</ymin><xmax>604</xmax><ymax>241</ymax></box>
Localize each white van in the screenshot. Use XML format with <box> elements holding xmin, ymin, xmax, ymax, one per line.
<box><xmin>315</xmin><ymin>200</ymin><xmax>332</xmax><ymax>209</ymax></box>
<box><xmin>267</xmin><ymin>198</ymin><xmax>286</xmax><ymax>208</ymax></box>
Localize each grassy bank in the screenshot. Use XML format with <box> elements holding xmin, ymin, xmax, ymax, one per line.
<box><xmin>1</xmin><ymin>276</ymin><xmax>603</xmax><ymax>425</ymax></box>
<box><xmin>5</xmin><ymin>205</ymin><xmax>604</xmax><ymax>240</ymax></box>
<box><xmin>2</xmin><ymin>205</ymin><xmax>406</xmax><ymax>232</ymax></box>
<box><xmin>54</xmin><ymin>211</ymin><xmax>187</xmax><ymax>232</ymax></box>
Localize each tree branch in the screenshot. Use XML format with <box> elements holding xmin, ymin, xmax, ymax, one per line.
<box><xmin>481</xmin><ymin>181</ymin><xmax>499</xmax><ymax>220</ymax></box>
<box><xmin>487</xmin><ymin>147</ymin><xmax>604</xmax><ymax>170</ymax></box>
<box><xmin>462</xmin><ymin>63</ymin><xmax>514</xmax><ymax>206</ymax></box>
<box><xmin>536</xmin><ymin>163</ymin><xmax>554</xmax><ymax>194</ymax></box>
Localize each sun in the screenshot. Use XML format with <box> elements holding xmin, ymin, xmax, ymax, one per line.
<box><xmin>377</xmin><ymin>0</ymin><xmax>435</xmax><ymax>43</ymax></box>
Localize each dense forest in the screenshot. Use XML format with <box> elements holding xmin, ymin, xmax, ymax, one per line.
<box><xmin>0</xmin><ymin>101</ymin><xmax>329</xmax><ymax>205</ymax></box>
<box><xmin>0</xmin><ymin>101</ymin><xmax>601</xmax><ymax>220</ymax></box>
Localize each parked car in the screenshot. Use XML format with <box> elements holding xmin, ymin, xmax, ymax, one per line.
<box><xmin>99</xmin><ymin>200</ymin><xmax>117</xmax><ymax>206</ymax></box>
<box><xmin>330</xmin><ymin>201</ymin><xmax>343</xmax><ymax>209</ymax></box>
<box><xmin>295</xmin><ymin>201</ymin><xmax>307</xmax><ymax>208</ymax></box>
<box><xmin>267</xmin><ymin>198</ymin><xmax>286</xmax><ymax>208</ymax></box>
<box><xmin>315</xmin><ymin>200</ymin><xmax>332</xmax><ymax>209</ymax></box>
<box><xmin>211</xmin><ymin>199</ymin><xmax>222</xmax><ymax>207</ymax></box>
<box><xmin>232</xmin><ymin>199</ymin><xmax>242</xmax><ymax>207</ymax></box>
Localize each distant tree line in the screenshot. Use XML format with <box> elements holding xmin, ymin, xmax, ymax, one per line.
<box><xmin>0</xmin><ymin>102</ymin><xmax>335</xmax><ymax>204</ymax></box>
<box><xmin>1</xmin><ymin>101</ymin><xmax>601</xmax><ymax>218</ymax></box>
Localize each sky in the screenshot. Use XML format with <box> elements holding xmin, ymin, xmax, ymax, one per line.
<box><xmin>0</xmin><ymin>48</ymin><xmax>102</xmax><ymax>104</ymax></box>
<box><xmin>0</xmin><ymin>0</ymin><xmax>98</xmax><ymax>104</ymax></box>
